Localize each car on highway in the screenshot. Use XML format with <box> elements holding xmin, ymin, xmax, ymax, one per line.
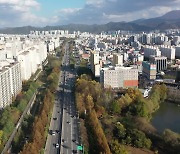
<box><xmin>56</xmin><ymin>130</ymin><xmax>60</xmax><ymax>134</ymax></box>
<box><xmin>72</xmin><ymin>150</ymin><xmax>77</xmax><ymax>153</ymax></box>
<box><xmin>51</xmin><ymin>131</ymin><xmax>56</xmax><ymax>136</ymax></box>
<box><xmin>72</xmin><ymin>139</ymin><xmax>76</xmax><ymax>142</ymax></box>
<box><xmin>67</xmin><ymin>121</ymin><xmax>70</xmax><ymax>124</ymax></box>
<box><xmin>55</xmin><ymin>143</ymin><xmax>59</xmax><ymax>148</ymax></box>
<box><xmin>62</xmin><ymin>139</ymin><xmax>66</xmax><ymax>143</ymax></box>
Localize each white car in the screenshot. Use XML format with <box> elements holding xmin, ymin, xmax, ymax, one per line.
<box><xmin>55</xmin><ymin>143</ymin><xmax>59</xmax><ymax>148</ymax></box>
<box><xmin>52</xmin><ymin>131</ymin><xmax>56</xmax><ymax>136</ymax></box>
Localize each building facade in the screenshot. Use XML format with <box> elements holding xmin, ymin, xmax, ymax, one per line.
<box><xmin>150</xmin><ymin>56</ymin><xmax>167</xmax><ymax>72</ymax></box>
<box><xmin>143</xmin><ymin>46</ymin><xmax>161</xmax><ymax>58</ymax></box>
<box><xmin>90</xmin><ymin>51</ymin><xmax>100</xmax><ymax>77</ymax></box>
<box><xmin>100</xmin><ymin>67</ymin><xmax>138</xmax><ymax>89</ymax></box>
<box><xmin>142</xmin><ymin>61</ymin><xmax>156</xmax><ymax>80</ymax></box>
<box><xmin>160</xmin><ymin>46</ymin><xmax>175</xmax><ymax>60</ymax></box>
<box><xmin>175</xmin><ymin>46</ymin><xmax>180</xmax><ymax>58</ymax></box>
<box><xmin>113</xmin><ymin>53</ymin><xmax>123</xmax><ymax>66</ymax></box>
<box><xmin>0</xmin><ymin>61</ymin><xmax>22</xmax><ymax>109</ymax></box>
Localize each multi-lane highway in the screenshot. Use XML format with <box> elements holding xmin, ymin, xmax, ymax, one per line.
<box><xmin>45</xmin><ymin>43</ymin><xmax>80</xmax><ymax>154</ymax></box>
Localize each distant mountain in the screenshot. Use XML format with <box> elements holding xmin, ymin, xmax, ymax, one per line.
<box><xmin>161</xmin><ymin>10</ymin><xmax>180</xmax><ymax>20</ymax></box>
<box><xmin>0</xmin><ymin>26</ymin><xmax>41</xmax><ymax>34</ymax></box>
<box><xmin>0</xmin><ymin>10</ymin><xmax>180</xmax><ymax>34</ymax></box>
<box><xmin>131</xmin><ymin>10</ymin><xmax>180</xmax><ymax>30</ymax></box>
<box><xmin>0</xmin><ymin>22</ymin><xmax>150</xmax><ymax>34</ymax></box>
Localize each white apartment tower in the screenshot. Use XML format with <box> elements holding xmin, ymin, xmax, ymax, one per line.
<box><xmin>143</xmin><ymin>46</ymin><xmax>161</xmax><ymax>58</ymax></box>
<box><xmin>17</xmin><ymin>51</ymin><xmax>32</xmax><ymax>81</ymax></box>
<box><xmin>9</xmin><ymin>62</ymin><xmax>22</xmax><ymax>97</ymax></box>
<box><xmin>160</xmin><ymin>46</ymin><xmax>175</xmax><ymax>60</ymax></box>
<box><xmin>0</xmin><ymin>67</ymin><xmax>12</xmax><ymax>108</ymax></box>
<box><xmin>0</xmin><ymin>61</ymin><xmax>22</xmax><ymax>109</ymax></box>
<box><xmin>113</xmin><ymin>53</ymin><xmax>123</xmax><ymax>66</ymax></box>
<box><xmin>90</xmin><ymin>51</ymin><xmax>100</xmax><ymax>77</ymax></box>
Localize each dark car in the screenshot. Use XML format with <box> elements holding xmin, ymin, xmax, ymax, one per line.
<box><xmin>49</xmin><ymin>130</ymin><xmax>52</xmax><ymax>134</ymax></box>
<box><xmin>72</xmin><ymin>139</ymin><xmax>76</xmax><ymax>142</ymax></box>
<box><xmin>62</xmin><ymin>139</ymin><xmax>66</xmax><ymax>143</ymax></box>
<box><xmin>56</xmin><ymin>130</ymin><xmax>60</xmax><ymax>133</ymax></box>
<box><xmin>53</xmin><ymin>117</ymin><xmax>57</xmax><ymax>120</ymax></box>
<box><xmin>72</xmin><ymin>150</ymin><xmax>77</xmax><ymax>153</ymax></box>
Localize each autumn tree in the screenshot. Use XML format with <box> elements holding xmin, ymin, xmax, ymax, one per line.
<box><xmin>110</xmin><ymin>140</ymin><xmax>128</xmax><ymax>154</ymax></box>
<box><xmin>87</xmin><ymin>110</ymin><xmax>111</xmax><ymax>154</ymax></box>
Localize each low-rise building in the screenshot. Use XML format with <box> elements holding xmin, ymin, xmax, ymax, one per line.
<box><xmin>100</xmin><ymin>67</ymin><xmax>138</xmax><ymax>89</ymax></box>
<box><xmin>150</xmin><ymin>56</ymin><xmax>167</xmax><ymax>72</ymax></box>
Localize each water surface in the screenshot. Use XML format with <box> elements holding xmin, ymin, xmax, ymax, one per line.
<box><xmin>151</xmin><ymin>102</ymin><xmax>180</xmax><ymax>133</ymax></box>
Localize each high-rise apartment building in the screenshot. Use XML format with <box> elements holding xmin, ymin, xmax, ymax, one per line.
<box><xmin>175</xmin><ymin>46</ymin><xmax>180</xmax><ymax>58</ymax></box>
<box><xmin>0</xmin><ymin>61</ymin><xmax>22</xmax><ymax>109</ymax></box>
<box><xmin>160</xmin><ymin>46</ymin><xmax>175</xmax><ymax>60</ymax></box>
<box><xmin>143</xmin><ymin>46</ymin><xmax>161</xmax><ymax>58</ymax></box>
<box><xmin>17</xmin><ymin>51</ymin><xmax>32</xmax><ymax>81</ymax></box>
<box><xmin>0</xmin><ymin>66</ymin><xmax>12</xmax><ymax>109</ymax></box>
<box><xmin>90</xmin><ymin>50</ymin><xmax>100</xmax><ymax>77</ymax></box>
<box><xmin>113</xmin><ymin>53</ymin><xmax>123</xmax><ymax>66</ymax></box>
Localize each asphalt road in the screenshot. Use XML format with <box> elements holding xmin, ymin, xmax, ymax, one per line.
<box><xmin>45</xmin><ymin>43</ymin><xmax>80</xmax><ymax>154</ymax></box>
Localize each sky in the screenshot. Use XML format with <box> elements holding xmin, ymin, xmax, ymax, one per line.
<box><xmin>0</xmin><ymin>0</ymin><xmax>180</xmax><ymax>27</ymax></box>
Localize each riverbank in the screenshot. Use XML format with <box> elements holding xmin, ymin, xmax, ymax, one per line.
<box><xmin>166</xmin><ymin>85</ymin><xmax>180</xmax><ymax>104</ymax></box>
<box><xmin>166</xmin><ymin>98</ymin><xmax>180</xmax><ymax>105</ymax></box>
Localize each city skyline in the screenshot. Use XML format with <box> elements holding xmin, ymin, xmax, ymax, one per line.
<box><xmin>0</xmin><ymin>25</ymin><xmax>180</xmax><ymax>153</ymax></box>
<box><xmin>0</xmin><ymin>0</ymin><xmax>180</xmax><ymax>27</ymax></box>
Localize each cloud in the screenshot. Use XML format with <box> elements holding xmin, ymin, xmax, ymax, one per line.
<box><xmin>57</xmin><ymin>8</ymin><xmax>81</xmax><ymax>15</ymax></box>
<box><xmin>54</xmin><ymin>8</ymin><xmax>81</xmax><ymax>23</ymax></box>
<box><xmin>0</xmin><ymin>0</ymin><xmax>40</xmax><ymax>11</ymax></box>
<box><xmin>55</xmin><ymin>0</ymin><xmax>180</xmax><ymax>25</ymax></box>
<box><xmin>86</xmin><ymin>0</ymin><xmax>104</xmax><ymax>5</ymax></box>
<box><xmin>0</xmin><ymin>0</ymin><xmax>48</xmax><ymax>27</ymax></box>
<box><xmin>0</xmin><ymin>0</ymin><xmax>180</xmax><ymax>27</ymax></box>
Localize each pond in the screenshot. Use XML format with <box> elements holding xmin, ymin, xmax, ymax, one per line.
<box><xmin>151</xmin><ymin>102</ymin><xmax>180</xmax><ymax>134</ymax></box>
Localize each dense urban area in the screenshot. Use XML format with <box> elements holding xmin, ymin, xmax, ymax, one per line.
<box><xmin>0</xmin><ymin>28</ymin><xmax>180</xmax><ymax>154</ymax></box>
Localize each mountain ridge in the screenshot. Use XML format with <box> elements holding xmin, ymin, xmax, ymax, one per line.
<box><xmin>0</xmin><ymin>10</ymin><xmax>180</xmax><ymax>34</ymax></box>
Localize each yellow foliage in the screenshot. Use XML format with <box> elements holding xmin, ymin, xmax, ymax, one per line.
<box><xmin>0</xmin><ymin>130</ymin><xmax>3</xmax><ymax>145</ymax></box>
